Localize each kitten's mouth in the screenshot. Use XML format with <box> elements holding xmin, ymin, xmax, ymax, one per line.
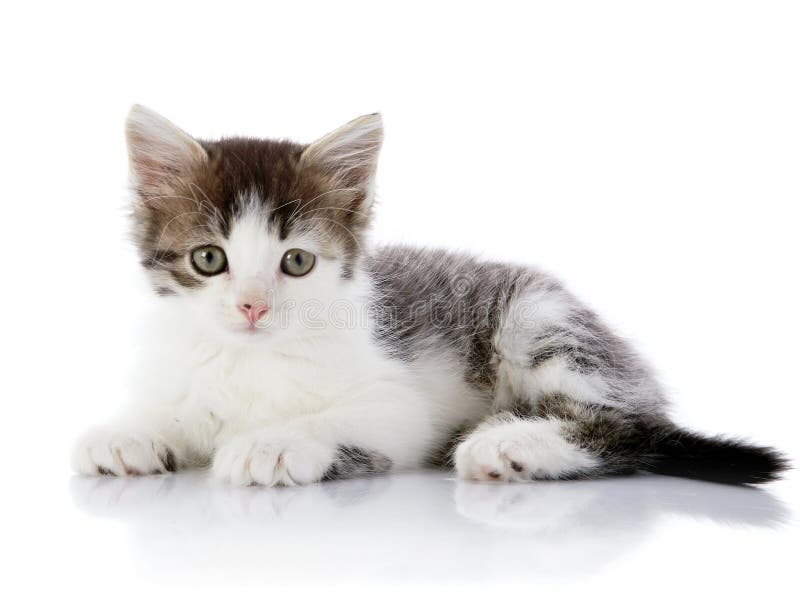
<box><xmin>235</xmin><ymin>321</ymin><xmax>270</xmax><ymax>335</ymax></box>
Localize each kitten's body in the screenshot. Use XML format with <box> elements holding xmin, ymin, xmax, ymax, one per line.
<box><xmin>73</xmin><ymin>107</ymin><xmax>787</xmax><ymax>485</ymax></box>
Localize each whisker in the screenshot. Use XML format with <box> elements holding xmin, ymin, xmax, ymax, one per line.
<box><xmin>287</xmin><ymin>187</ymin><xmax>362</xmax><ymax>222</ymax></box>
<box><xmin>301</xmin><ymin>217</ymin><xmax>363</xmax><ymax>251</ymax></box>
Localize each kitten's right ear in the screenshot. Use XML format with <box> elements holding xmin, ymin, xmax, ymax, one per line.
<box><xmin>125</xmin><ymin>105</ymin><xmax>207</xmax><ymax>200</ymax></box>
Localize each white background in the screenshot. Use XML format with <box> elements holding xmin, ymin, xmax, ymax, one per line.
<box><xmin>1</xmin><ymin>1</ymin><xmax>798</xmax><ymax>598</ymax></box>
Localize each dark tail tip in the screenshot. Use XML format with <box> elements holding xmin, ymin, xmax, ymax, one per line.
<box><xmin>643</xmin><ymin>427</ymin><xmax>790</xmax><ymax>485</ymax></box>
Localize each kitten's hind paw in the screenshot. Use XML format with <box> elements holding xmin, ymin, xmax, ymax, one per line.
<box><xmin>454</xmin><ymin>418</ymin><xmax>599</xmax><ymax>482</ymax></box>
<box><xmin>71</xmin><ymin>428</ymin><xmax>177</xmax><ymax>476</ymax></box>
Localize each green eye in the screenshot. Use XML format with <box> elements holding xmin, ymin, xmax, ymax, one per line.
<box><xmin>281</xmin><ymin>248</ymin><xmax>316</xmax><ymax>277</ymax></box>
<box><xmin>190</xmin><ymin>245</ymin><xmax>228</xmax><ymax>276</ymax></box>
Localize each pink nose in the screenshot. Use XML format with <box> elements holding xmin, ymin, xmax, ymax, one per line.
<box><xmin>239</xmin><ymin>302</ymin><xmax>268</xmax><ymax>325</ymax></box>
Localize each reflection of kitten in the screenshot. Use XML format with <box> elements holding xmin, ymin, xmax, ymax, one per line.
<box><xmin>72</xmin><ymin>106</ymin><xmax>787</xmax><ymax>486</ymax></box>
<box><xmin>70</xmin><ymin>474</ymin><xmax>787</xmax><ymax>580</ymax></box>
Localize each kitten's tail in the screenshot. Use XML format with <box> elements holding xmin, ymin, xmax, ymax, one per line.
<box><xmin>641</xmin><ymin>426</ymin><xmax>790</xmax><ymax>485</ymax></box>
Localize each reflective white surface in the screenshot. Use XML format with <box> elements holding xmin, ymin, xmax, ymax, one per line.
<box><xmin>50</xmin><ymin>470</ymin><xmax>797</xmax><ymax>596</ymax></box>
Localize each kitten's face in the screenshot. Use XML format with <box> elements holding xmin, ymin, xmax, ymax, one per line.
<box><xmin>126</xmin><ymin>106</ymin><xmax>382</xmax><ymax>342</ymax></box>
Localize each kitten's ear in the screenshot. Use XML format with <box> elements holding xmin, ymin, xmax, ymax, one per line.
<box><xmin>300</xmin><ymin>113</ymin><xmax>384</xmax><ymax>208</ymax></box>
<box><xmin>125</xmin><ymin>104</ymin><xmax>207</xmax><ymax>200</ymax></box>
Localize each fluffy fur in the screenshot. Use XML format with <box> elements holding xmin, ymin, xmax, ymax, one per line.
<box><xmin>72</xmin><ymin>106</ymin><xmax>788</xmax><ymax>486</ymax></box>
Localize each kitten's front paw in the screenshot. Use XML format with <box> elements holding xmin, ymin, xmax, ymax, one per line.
<box><xmin>71</xmin><ymin>428</ymin><xmax>177</xmax><ymax>476</ymax></box>
<box><xmin>213</xmin><ymin>428</ymin><xmax>335</xmax><ymax>487</ymax></box>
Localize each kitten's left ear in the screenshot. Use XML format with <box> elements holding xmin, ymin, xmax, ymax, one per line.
<box><xmin>299</xmin><ymin>113</ymin><xmax>384</xmax><ymax>210</ymax></box>
<box><xmin>125</xmin><ymin>104</ymin><xmax>208</xmax><ymax>202</ymax></box>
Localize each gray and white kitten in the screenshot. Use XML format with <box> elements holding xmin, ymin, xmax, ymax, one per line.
<box><xmin>72</xmin><ymin>106</ymin><xmax>787</xmax><ymax>486</ymax></box>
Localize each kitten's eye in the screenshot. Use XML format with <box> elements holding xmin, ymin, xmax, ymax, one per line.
<box><xmin>281</xmin><ymin>248</ymin><xmax>316</xmax><ymax>277</ymax></box>
<box><xmin>190</xmin><ymin>245</ymin><xmax>228</xmax><ymax>276</ymax></box>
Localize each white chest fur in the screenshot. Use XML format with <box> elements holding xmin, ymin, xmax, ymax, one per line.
<box><xmin>130</xmin><ymin>298</ymin><xmax>491</xmax><ymax>465</ymax></box>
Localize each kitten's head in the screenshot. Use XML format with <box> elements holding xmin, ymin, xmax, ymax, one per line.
<box><xmin>126</xmin><ymin>105</ymin><xmax>382</xmax><ymax>341</ymax></box>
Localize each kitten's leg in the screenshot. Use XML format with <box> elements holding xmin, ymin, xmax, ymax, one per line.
<box><xmin>454</xmin><ymin>394</ymin><xmax>645</xmax><ymax>482</ymax></box>
<box><xmin>453</xmin><ymin>284</ymin><xmax>661</xmax><ymax>482</ymax></box>
<box><xmin>213</xmin><ymin>384</ymin><xmax>435</xmax><ymax>486</ymax></box>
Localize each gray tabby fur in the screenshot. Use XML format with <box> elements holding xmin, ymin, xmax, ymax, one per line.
<box><xmin>365</xmin><ymin>246</ymin><xmax>785</xmax><ymax>483</ymax></box>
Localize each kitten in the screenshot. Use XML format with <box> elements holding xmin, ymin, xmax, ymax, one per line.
<box><xmin>72</xmin><ymin>106</ymin><xmax>788</xmax><ymax>486</ymax></box>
